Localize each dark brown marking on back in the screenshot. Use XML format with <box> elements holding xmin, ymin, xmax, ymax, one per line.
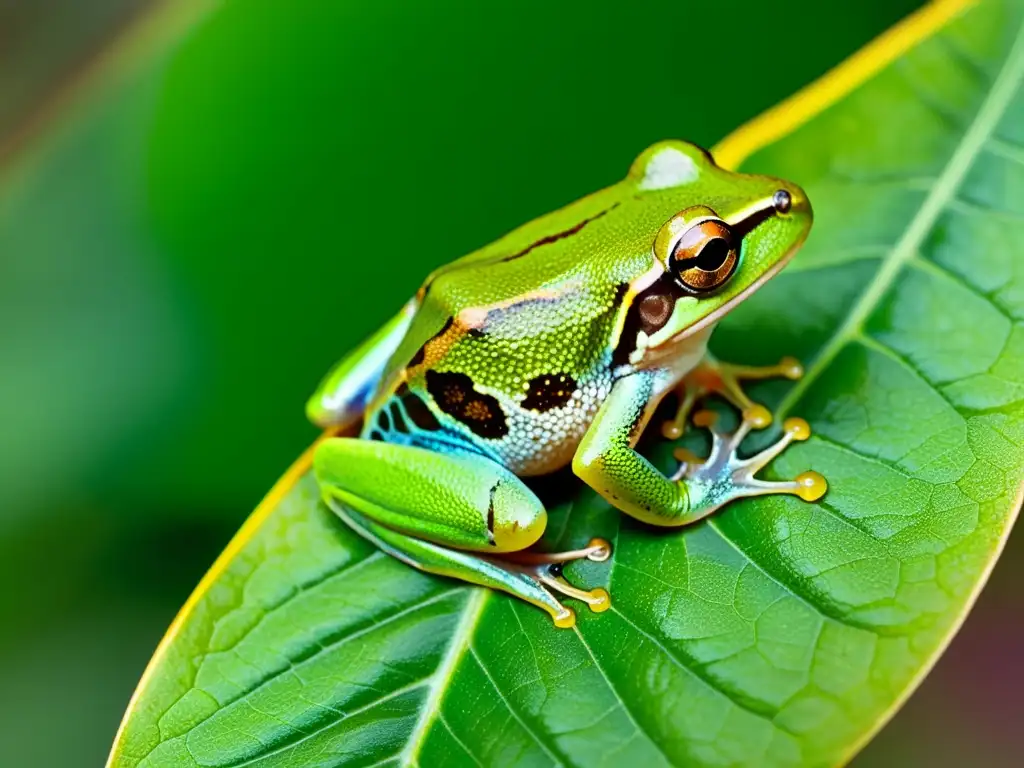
<box><xmin>418</xmin><ymin>202</ymin><xmax>620</xmax><ymax>298</ymax></box>
<box><xmin>376</xmin><ymin>409</ymin><xmax>391</xmax><ymax>432</ymax></box>
<box><xmin>500</xmin><ymin>203</ymin><xmax>621</xmax><ymax>263</ymax></box>
<box><xmin>521</xmin><ymin>373</ymin><xmax>577</xmax><ymax>412</ymax></box>
<box><xmin>426</xmin><ymin>370</ymin><xmax>508</xmax><ymax>439</ymax></box>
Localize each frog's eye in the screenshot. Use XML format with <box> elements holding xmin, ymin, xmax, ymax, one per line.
<box><xmin>669</xmin><ymin>219</ymin><xmax>739</xmax><ymax>293</ymax></box>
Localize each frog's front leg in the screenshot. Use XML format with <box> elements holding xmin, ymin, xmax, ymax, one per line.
<box><xmin>573</xmin><ymin>371</ymin><xmax>826</xmax><ymax>528</ymax></box>
<box><xmin>661</xmin><ymin>353</ymin><xmax>804</xmax><ymax>439</ymax></box>
<box><xmin>314</xmin><ymin>438</ymin><xmax>610</xmax><ymax>628</ymax></box>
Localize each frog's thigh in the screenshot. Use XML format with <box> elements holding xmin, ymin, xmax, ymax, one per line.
<box><xmin>315</xmin><ymin>437</ymin><xmax>586</xmax><ymax>625</ymax></box>
<box><xmin>314</xmin><ymin>437</ymin><xmax>546</xmax><ymax>553</ymax></box>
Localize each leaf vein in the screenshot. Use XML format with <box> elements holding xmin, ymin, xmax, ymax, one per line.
<box><xmin>470</xmin><ymin>647</ymin><xmax>565</xmax><ymax>766</ymax></box>
<box><xmin>603</xmin><ymin>606</ymin><xmax>801</xmax><ymax>736</ymax></box>
<box><xmin>571</xmin><ymin>625</ymin><xmax>673</xmax><ymax>765</ymax></box>
<box><xmin>777</xmin><ymin>21</ymin><xmax>1024</xmax><ymax>419</ymax></box>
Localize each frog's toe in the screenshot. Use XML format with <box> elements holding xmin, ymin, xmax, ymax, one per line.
<box><xmin>661</xmin><ymin>388</ymin><xmax>699</xmax><ymax>441</ymax></box>
<box><xmin>742</xmin><ymin>403</ymin><xmax>773</xmax><ymax>429</ymax></box>
<box><xmin>676</xmin><ymin>408</ymin><xmax>827</xmax><ymax>512</ymax></box>
<box><xmin>502</xmin><ymin>538</ymin><xmax>613</xmax><ymax>621</ymax></box>
<box><xmin>721</xmin><ymin>355</ymin><xmax>805</xmax><ymax>383</ymax></box>
<box><xmin>777</xmin><ymin>356</ymin><xmax>804</xmax><ymax>380</ymax></box>
<box><xmin>739</xmin><ymin>416</ymin><xmax>812</xmax><ymax>473</ymax></box>
<box><xmin>726</xmin><ymin>469</ymin><xmax>829</xmax><ymax>503</ymax></box>
<box><xmin>659</xmin><ymin>356</ymin><xmax>801</xmax><ymax>442</ymax></box>
<box><xmin>697</xmin><ymin>355</ymin><xmax>805</xmax><ymax>429</ymax></box>
<box><xmin>552</xmin><ymin>607</ymin><xmax>576</xmax><ymax>629</ymax></box>
<box><xmin>537</xmin><ymin>569</ymin><xmax>611</xmax><ymax>614</ymax></box>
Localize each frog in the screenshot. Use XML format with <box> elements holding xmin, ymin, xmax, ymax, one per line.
<box><xmin>306</xmin><ymin>140</ymin><xmax>826</xmax><ymax>628</ymax></box>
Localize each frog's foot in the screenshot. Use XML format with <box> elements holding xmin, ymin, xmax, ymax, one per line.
<box><xmin>661</xmin><ymin>355</ymin><xmax>804</xmax><ymax>439</ymax></box>
<box><xmin>671</xmin><ymin>409</ymin><xmax>827</xmax><ymax>518</ymax></box>
<box><xmin>502</xmin><ymin>538</ymin><xmax>612</xmax><ymax>627</ymax></box>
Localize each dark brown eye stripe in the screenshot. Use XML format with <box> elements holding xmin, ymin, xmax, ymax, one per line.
<box><xmin>611</xmin><ymin>275</ymin><xmax>684</xmax><ymax>368</ymax></box>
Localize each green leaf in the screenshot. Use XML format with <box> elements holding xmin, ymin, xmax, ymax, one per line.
<box><xmin>109</xmin><ymin>1</ymin><xmax>1024</xmax><ymax>765</ymax></box>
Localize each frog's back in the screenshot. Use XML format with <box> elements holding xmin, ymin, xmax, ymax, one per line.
<box><xmin>358</xmin><ymin>141</ymin><xmax>757</xmax><ymax>474</ymax></box>
<box><xmin>361</xmin><ymin>181</ymin><xmax>657</xmax><ymax>475</ymax></box>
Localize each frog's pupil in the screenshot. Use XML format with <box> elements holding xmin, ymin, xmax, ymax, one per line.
<box><xmin>696</xmin><ymin>238</ymin><xmax>730</xmax><ymax>272</ymax></box>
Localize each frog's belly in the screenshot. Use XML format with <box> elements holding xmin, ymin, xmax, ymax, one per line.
<box><xmin>492</xmin><ymin>372</ymin><xmax>613</xmax><ymax>476</ymax></box>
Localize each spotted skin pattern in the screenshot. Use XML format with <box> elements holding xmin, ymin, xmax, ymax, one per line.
<box><xmin>308</xmin><ymin>140</ymin><xmax>826</xmax><ymax>627</ymax></box>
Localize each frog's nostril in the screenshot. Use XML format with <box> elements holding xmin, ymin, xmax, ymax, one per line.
<box><xmin>772</xmin><ymin>189</ymin><xmax>792</xmax><ymax>214</ymax></box>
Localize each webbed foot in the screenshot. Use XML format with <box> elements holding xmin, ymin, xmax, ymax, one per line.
<box><xmin>502</xmin><ymin>538</ymin><xmax>612</xmax><ymax>628</ymax></box>
<box><xmin>672</xmin><ymin>409</ymin><xmax>827</xmax><ymax>517</ymax></box>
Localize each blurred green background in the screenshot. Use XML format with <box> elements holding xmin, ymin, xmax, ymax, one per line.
<box><xmin>1</xmin><ymin>1</ymin><xmax>1020</xmax><ymax>765</ymax></box>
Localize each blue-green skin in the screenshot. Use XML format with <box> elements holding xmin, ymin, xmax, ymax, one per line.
<box><xmin>307</xmin><ymin>141</ymin><xmax>815</xmax><ymax>625</ymax></box>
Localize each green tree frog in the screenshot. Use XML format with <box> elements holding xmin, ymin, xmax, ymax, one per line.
<box><xmin>307</xmin><ymin>141</ymin><xmax>826</xmax><ymax>628</ymax></box>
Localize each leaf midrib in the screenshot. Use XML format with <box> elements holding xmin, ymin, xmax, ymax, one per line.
<box><xmin>778</xmin><ymin>18</ymin><xmax>1024</xmax><ymax>418</ymax></box>
<box><xmin>400</xmin><ymin>589</ymin><xmax>488</xmax><ymax>767</ymax></box>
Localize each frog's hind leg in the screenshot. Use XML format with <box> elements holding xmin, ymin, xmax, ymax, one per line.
<box><xmin>661</xmin><ymin>353</ymin><xmax>804</xmax><ymax>439</ymax></box>
<box><xmin>314</xmin><ymin>437</ymin><xmax>611</xmax><ymax>627</ymax></box>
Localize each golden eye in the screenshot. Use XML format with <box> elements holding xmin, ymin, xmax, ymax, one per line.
<box><xmin>669</xmin><ymin>219</ymin><xmax>739</xmax><ymax>293</ymax></box>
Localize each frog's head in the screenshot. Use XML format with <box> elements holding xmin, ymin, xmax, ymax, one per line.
<box><xmin>623</xmin><ymin>140</ymin><xmax>811</xmax><ymax>364</ymax></box>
